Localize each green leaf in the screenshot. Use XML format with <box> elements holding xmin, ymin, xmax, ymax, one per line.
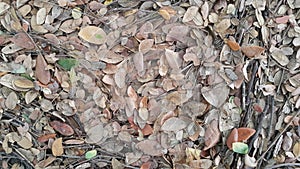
<box><xmin>85</xmin><ymin>149</ymin><xmax>97</xmax><ymax>160</ymax></box>
<box><xmin>232</xmin><ymin>142</ymin><xmax>249</xmax><ymax>154</ymax></box>
<box><xmin>57</xmin><ymin>58</ymin><xmax>78</xmax><ymax>71</ymax></box>
<box><xmin>95</xmin><ymin>34</ymin><xmax>103</xmax><ymax>39</ymax></box>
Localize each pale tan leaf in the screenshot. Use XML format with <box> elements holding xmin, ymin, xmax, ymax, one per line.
<box><xmin>25</xmin><ymin>91</ymin><xmax>39</xmax><ymax>104</ymax></box>
<box><xmin>293</xmin><ymin>142</ymin><xmax>300</xmax><ymax>158</ymax></box>
<box><xmin>78</xmin><ymin>26</ymin><xmax>107</xmax><ymax>45</ymax></box>
<box><xmin>85</xmin><ymin>124</ymin><xmax>104</xmax><ymax>143</ymax></box>
<box><xmin>271</xmin><ymin>49</ymin><xmax>289</xmax><ymax>66</ymax></box>
<box><xmin>201</xmin><ymin>1</ymin><xmax>209</xmax><ymax>20</ymax></box>
<box><xmin>1</xmin><ymin>43</ymin><xmax>23</xmax><ymax>54</ymax></box>
<box><xmin>204</xmin><ymin>120</ymin><xmax>220</xmax><ymax>150</ymax></box>
<box><xmin>161</xmin><ymin>117</ymin><xmax>187</xmax><ymax>132</ymax></box>
<box><xmin>17</xmin><ymin>137</ymin><xmax>33</xmax><ymax>149</ymax></box>
<box><xmin>214</xmin><ymin>19</ymin><xmax>231</xmax><ymax>33</ymax></box>
<box><xmin>165</xmin><ymin>49</ymin><xmax>181</xmax><ymax>70</ymax></box>
<box><xmin>13</xmin><ymin>78</ymin><xmax>34</xmax><ymax>89</ymax></box>
<box><xmin>114</xmin><ymin>67</ymin><xmax>126</xmax><ymax>88</ymax></box>
<box><xmin>52</xmin><ymin>138</ymin><xmax>64</xmax><ymax>156</ymax></box>
<box><xmin>35</xmin><ymin>55</ymin><xmax>50</xmax><ymax>84</ymax></box>
<box><xmin>182</xmin><ymin>6</ymin><xmax>198</xmax><ymax>22</ymax></box>
<box><xmin>133</xmin><ymin>52</ymin><xmax>144</xmax><ymax>75</ymax></box>
<box><xmin>5</xmin><ymin>91</ymin><xmax>18</xmax><ymax>110</ymax></box>
<box><xmin>0</xmin><ymin>2</ymin><xmax>10</xmax><ymax>15</ymax></box>
<box><xmin>36</xmin><ymin>7</ymin><xmax>46</xmax><ymax>25</ymax></box>
<box><xmin>201</xmin><ymin>83</ymin><xmax>229</xmax><ymax>108</ymax></box>
<box><xmin>139</xmin><ymin>39</ymin><xmax>154</xmax><ymax>54</ymax></box>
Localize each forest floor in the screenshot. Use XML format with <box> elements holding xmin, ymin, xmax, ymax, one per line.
<box><xmin>0</xmin><ymin>0</ymin><xmax>300</xmax><ymax>168</ymax></box>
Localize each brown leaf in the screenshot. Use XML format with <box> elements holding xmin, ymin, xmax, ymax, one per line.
<box><xmin>5</xmin><ymin>91</ymin><xmax>18</xmax><ymax>110</ymax></box>
<box><xmin>201</xmin><ymin>83</ymin><xmax>229</xmax><ymax>108</ymax></box>
<box><xmin>10</xmin><ymin>32</ymin><xmax>35</xmax><ymax>49</ymax></box>
<box><xmin>136</xmin><ymin>140</ymin><xmax>162</xmax><ymax>156</ymax></box>
<box><xmin>139</xmin><ymin>39</ymin><xmax>154</xmax><ymax>54</ymax></box>
<box><xmin>141</xmin><ymin>124</ymin><xmax>153</xmax><ymax>136</ymax></box>
<box><xmin>38</xmin><ymin>133</ymin><xmax>56</xmax><ymax>143</ymax></box>
<box><xmin>35</xmin><ymin>55</ymin><xmax>50</xmax><ymax>84</ymax></box>
<box><xmin>237</xmin><ymin>128</ymin><xmax>256</xmax><ymax>142</ymax></box>
<box><xmin>204</xmin><ymin>120</ymin><xmax>220</xmax><ymax>150</ymax></box>
<box><xmin>52</xmin><ymin>138</ymin><xmax>64</xmax><ymax>156</ymax></box>
<box><xmin>226</xmin><ymin>128</ymin><xmax>238</xmax><ymax>149</ymax></box>
<box><xmin>241</xmin><ymin>46</ymin><xmax>265</xmax><ymax>58</ymax></box>
<box><xmin>225</xmin><ymin>39</ymin><xmax>240</xmax><ymax>51</ymax></box>
<box><xmin>50</xmin><ymin>120</ymin><xmax>74</xmax><ymax>136</ymax></box>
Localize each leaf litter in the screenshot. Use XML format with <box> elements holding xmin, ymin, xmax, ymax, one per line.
<box><xmin>0</xmin><ymin>0</ymin><xmax>299</xmax><ymax>168</ymax></box>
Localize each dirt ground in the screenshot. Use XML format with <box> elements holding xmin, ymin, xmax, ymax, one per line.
<box><xmin>0</xmin><ymin>0</ymin><xmax>300</xmax><ymax>168</ymax></box>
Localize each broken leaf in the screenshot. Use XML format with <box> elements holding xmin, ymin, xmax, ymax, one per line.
<box><xmin>78</xmin><ymin>26</ymin><xmax>107</xmax><ymax>45</ymax></box>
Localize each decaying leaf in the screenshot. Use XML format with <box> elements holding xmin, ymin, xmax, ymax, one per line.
<box><xmin>50</xmin><ymin>120</ymin><xmax>74</xmax><ymax>136</ymax></box>
<box><xmin>78</xmin><ymin>26</ymin><xmax>107</xmax><ymax>45</ymax></box>
<box><xmin>52</xmin><ymin>138</ymin><xmax>63</xmax><ymax>156</ymax></box>
<box><xmin>35</xmin><ymin>55</ymin><xmax>51</xmax><ymax>84</ymax></box>
<box><xmin>204</xmin><ymin>120</ymin><xmax>220</xmax><ymax>150</ymax></box>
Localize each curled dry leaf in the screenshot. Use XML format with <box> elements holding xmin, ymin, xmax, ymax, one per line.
<box><xmin>50</xmin><ymin>120</ymin><xmax>74</xmax><ymax>136</ymax></box>
<box><xmin>52</xmin><ymin>138</ymin><xmax>64</xmax><ymax>156</ymax></box>
<box><xmin>78</xmin><ymin>26</ymin><xmax>107</xmax><ymax>45</ymax></box>
<box><xmin>241</xmin><ymin>46</ymin><xmax>265</xmax><ymax>58</ymax></box>
<box><xmin>35</xmin><ymin>55</ymin><xmax>51</xmax><ymax>85</ymax></box>
<box><xmin>204</xmin><ymin>120</ymin><xmax>220</xmax><ymax>150</ymax></box>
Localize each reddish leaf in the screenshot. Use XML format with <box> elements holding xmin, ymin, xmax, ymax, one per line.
<box><xmin>237</xmin><ymin>128</ymin><xmax>256</xmax><ymax>142</ymax></box>
<box><xmin>253</xmin><ymin>103</ymin><xmax>263</xmax><ymax>113</ymax></box>
<box><xmin>204</xmin><ymin>120</ymin><xmax>220</xmax><ymax>150</ymax></box>
<box><xmin>226</xmin><ymin>128</ymin><xmax>238</xmax><ymax>150</ymax></box>
<box><xmin>241</xmin><ymin>46</ymin><xmax>265</xmax><ymax>58</ymax></box>
<box><xmin>10</xmin><ymin>32</ymin><xmax>35</xmax><ymax>49</ymax></box>
<box><xmin>141</xmin><ymin>124</ymin><xmax>153</xmax><ymax>136</ymax></box>
<box><xmin>50</xmin><ymin>120</ymin><xmax>74</xmax><ymax>136</ymax></box>
<box><xmin>35</xmin><ymin>55</ymin><xmax>50</xmax><ymax>84</ymax></box>
<box><xmin>140</xmin><ymin>162</ymin><xmax>152</xmax><ymax>169</ymax></box>
<box><xmin>38</xmin><ymin>133</ymin><xmax>56</xmax><ymax>143</ymax></box>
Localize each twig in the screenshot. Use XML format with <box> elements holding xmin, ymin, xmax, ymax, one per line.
<box><xmin>257</xmin><ymin>110</ymin><xmax>300</xmax><ymax>162</ymax></box>
<box><xmin>265</xmin><ymin>163</ymin><xmax>300</xmax><ymax>169</ymax></box>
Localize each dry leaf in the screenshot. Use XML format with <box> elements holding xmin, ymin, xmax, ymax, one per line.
<box><xmin>204</xmin><ymin>120</ymin><xmax>220</xmax><ymax>150</ymax></box>
<box><xmin>37</xmin><ymin>133</ymin><xmax>56</xmax><ymax>143</ymax></box>
<box><xmin>161</xmin><ymin>117</ymin><xmax>187</xmax><ymax>132</ymax></box>
<box><xmin>13</xmin><ymin>78</ymin><xmax>34</xmax><ymax>89</ymax></box>
<box><xmin>136</xmin><ymin>140</ymin><xmax>162</xmax><ymax>156</ymax></box>
<box><xmin>237</xmin><ymin>128</ymin><xmax>256</xmax><ymax>142</ymax></box>
<box><xmin>52</xmin><ymin>138</ymin><xmax>63</xmax><ymax>156</ymax></box>
<box><xmin>36</xmin><ymin>8</ymin><xmax>46</xmax><ymax>25</ymax></box>
<box><xmin>139</xmin><ymin>39</ymin><xmax>154</xmax><ymax>54</ymax></box>
<box><xmin>0</xmin><ymin>2</ymin><xmax>10</xmax><ymax>15</ymax></box>
<box><xmin>201</xmin><ymin>83</ymin><xmax>229</xmax><ymax>108</ymax></box>
<box><xmin>50</xmin><ymin>120</ymin><xmax>74</xmax><ymax>136</ymax></box>
<box><xmin>226</xmin><ymin>128</ymin><xmax>238</xmax><ymax>149</ymax></box>
<box><xmin>1</xmin><ymin>43</ymin><xmax>23</xmax><ymax>54</ymax></box>
<box><xmin>114</xmin><ymin>67</ymin><xmax>126</xmax><ymax>88</ymax></box>
<box><xmin>183</xmin><ymin>6</ymin><xmax>198</xmax><ymax>22</ymax></box>
<box><xmin>225</xmin><ymin>39</ymin><xmax>240</xmax><ymax>51</ymax></box>
<box><xmin>241</xmin><ymin>46</ymin><xmax>265</xmax><ymax>58</ymax></box>
<box><xmin>293</xmin><ymin>142</ymin><xmax>300</xmax><ymax>158</ymax></box>
<box><xmin>10</xmin><ymin>32</ymin><xmax>35</xmax><ymax>49</ymax></box>
<box><xmin>85</xmin><ymin>124</ymin><xmax>104</xmax><ymax>143</ymax></box>
<box><xmin>133</xmin><ymin>52</ymin><xmax>144</xmax><ymax>75</ymax></box>
<box><xmin>35</xmin><ymin>55</ymin><xmax>50</xmax><ymax>84</ymax></box>
<box><xmin>165</xmin><ymin>49</ymin><xmax>181</xmax><ymax>70</ymax></box>
<box><xmin>78</xmin><ymin>26</ymin><xmax>107</xmax><ymax>45</ymax></box>
<box><xmin>5</xmin><ymin>91</ymin><xmax>18</xmax><ymax>110</ymax></box>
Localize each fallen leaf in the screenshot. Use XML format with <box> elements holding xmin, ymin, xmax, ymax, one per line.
<box><xmin>36</xmin><ymin>8</ymin><xmax>46</xmax><ymax>25</ymax></box>
<box><xmin>57</xmin><ymin>58</ymin><xmax>78</xmax><ymax>71</ymax></box>
<box><xmin>161</xmin><ymin>117</ymin><xmax>187</xmax><ymax>132</ymax></box>
<box><xmin>241</xmin><ymin>46</ymin><xmax>265</xmax><ymax>58</ymax></box>
<box><xmin>0</xmin><ymin>2</ymin><xmax>10</xmax><ymax>15</ymax></box>
<box><xmin>204</xmin><ymin>120</ymin><xmax>220</xmax><ymax>150</ymax></box>
<box><xmin>139</xmin><ymin>39</ymin><xmax>154</xmax><ymax>54</ymax></box>
<box><xmin>225</xmin><ymin>39</ymin><xmax>240</xmax><ymax>51</ymax></box>
<box><xmin>136</xmin><ymin>140</ymin><xmax>162</xmax><ymax>156</ymax></box>
<box><xmin>35</xmin><ymin>55</ymin><xmax>51</xmax><ymax>85</ymax></box>
<box><xmin>201</xmin><ymin>83</ymin><xmax>229</xmax><ymax>108</ymax></box>
<box><xmin>37</xmin><ymin>133</ymin><xmax>56</xmax><ymax>143</ymax></box>
<box><xmin>232</xmin><ymin>142</ymin><xmax>248</xmax><ymax>154</ymax></box>
<box><xmin>114</xmin><ymin>67</ymin><xmax>126</xmax><ymax>88</ymax></box>
<box><xmin>226</xmin><ymin>128</ymin><xmax>238</xmax><ymax>150</ymax></box>
<box><xmin>245</xmin><ymin>154</ymin><xmax>257</xmax><ymax>168</ymax></box>
<box><xmin>1</xmin><ymin>43</ymin><xmax>23</xmax><ymax>54</ymax></box>
<box><xmin>183</xmin><ymin>6</ymin><xmax>198</xmax><ymax>22</ymax></box>
<box><xmin>293</xmin><ymin>142</ymin><xmax>300</xmax><ymax>158</ymax></box>
<box><xmin>5</xmin><ymin>91</ymin><xmax>18</xmax><ymax>110</ymax></box>
<box><xmin>13</xmin><ymin>78</ymin><xmax>34</xmax><ymax>89</ymax></box>
<box><xmin>52</xmin><ymin>138</ymin><xmax>63</xmax><ymax>156</ymax></box>
<box><xmin>237</xmin><ymin>128</ymin><xmax>256</xmax><ymax>142</ymax></box>
<box><xmin>85</xmin><ymin>149</ymin><xmax>97</xmax><ymax>160</ymax></box>
<box><xmin>85</xmin><ymin>124</ymin><xmax>104</xmax><ymax>143</ymax></box>
<box><xmin>271</xmin><ymin>49</ymin><xmax>289</xmax><ymax>66</ymax></box>
<box><xmin>275</xmin><ymin>15</ymin><xmax>290</xmax><ymax>24</ymax></box>
<box><xmin>78</xmin><ymin>26</ymin><xmax>107</xmax><ymax>45</ymax></box>
<box><xmin>50</xmin><ymin>120</ymin><xmax>74</xmax><ymax>136</ymax></box>
<box><xmin>10</xmin><ymin>32</ymin><xmax>35</xmax><ymax>49</ymax></box>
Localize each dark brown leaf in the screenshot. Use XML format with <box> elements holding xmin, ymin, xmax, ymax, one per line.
<box><xmin>50</xmin><ymin>120</ymin><xmax>74</xmax><ymax>136</ymax></box>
